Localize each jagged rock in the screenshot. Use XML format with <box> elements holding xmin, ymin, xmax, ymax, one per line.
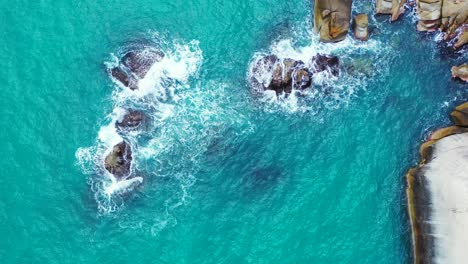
<box><xmin>451</xmin><ymin>64</ymin><xmax>468</xmax><ymax>82</ymax></box>
<box><xmin>122</xmin><ymin>49</ymin><xmax>164</xmax><ymax>78</ymax></box>
<box><xmin>109</xmin><ymin>48</ymin><xmax>164</xmax><ymax>90</ymax></box>
<box><xmin>116</xmin><ymin>110</ymin><xmax>145</xmax><ymax>130</ymax></box>
<box><xmin>353</xmin><ymin>14</ymin><xmax>369</xmax><ymax>41</ymax></box>
<box><xmin>451</xmin><ymin>102</ymin><xmax>468</xmax><ymax>126</ymax></box>
<box><xmin>376</xmin><ymin>0</ymin><xmax>406</xmax><ymax>21</ymax></box>
<box><xmin>104</xmin><ymin>141</ymin><xmax>132</xmax><ymax>179</ymax></box>
<box><xmin>268</xmin><ymin>58</ymin><xmax>312</xmax><ymax>94</ymax></box>
<box><xmin>311</xmin><ymin>54</ymin><xmax>340</xmax><ymax>76</ymax></box>
<box><xmin>110</xmin><ymin>67</ymin><xmax>138</xmax><ymax>90</ymax></box>
<box><xmin>440</xmin><ymin>0</ymin><xmax>468</xmax><ymax>37</ymax></box>
<box><xmin>313</xmin><ymin>0</ymin><xmax>353</xmax><ymax>42</ymax></box>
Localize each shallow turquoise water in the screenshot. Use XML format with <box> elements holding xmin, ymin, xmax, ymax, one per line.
<box><xmin>1</xmin><ymin>1</ymin><xmax>467</xmax><ymax>263</ymax></box>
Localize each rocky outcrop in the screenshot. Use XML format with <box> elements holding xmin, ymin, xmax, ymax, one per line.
<box><xmin>313</xmin><ymin>0</ymin><xmax>353</xmax><ymax>42</ymax></box>
<box><xmin>376</xmin><ymin>0</ymin><xmax>407</xmax><ymax>21</ymax></box>
<box><xmin>407</xmin><ymin>102</ymin><xmax>468</xmax><ymax>264</ymax></box>
<box><xmin>109</xmin><ymin>48</ymin><xmax>164</xmax><ymax>89</ymax></box>
<box><xmin>353</xmin><ymin>14</ymin><xmax>369</xmax><ymax>41</ymax></box>
<box><xmin>104</xmin><ymin>141</ymin><xmax>132</xmax><ymax>179</ymax></box>
<box><xmin>311</xmin><ymin>54</ymin><xmax>340</xmax><ymax>77</ymax></box>
<box><xmin>416</xmin><ymin>0</ymin><xmax>468</xmax><ymax>49</ymax></box>
<box><xmin>451</xmin><ymin>102</ymin><xmax>468</xmax><ymax>126</ymax></box>
<box><xmin>116</xmin><ymin>110</ymin><xmax>145</xmax><ymax>130</ymax></box>
<box><xmin>451</xmin><ymin>64</ymin><xmax>468</xmax><ymax>82</ymax></box>
<box><xmin>250</xmin><ymin>54</ymin><xmax>340</xmax><ymax>95</ymax></box>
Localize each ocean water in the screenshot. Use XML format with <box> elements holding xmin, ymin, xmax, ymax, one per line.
<box><xmin>1</xmin><ymin>1</ymin><xmax>467</xmax><ymax>263</ymax></box>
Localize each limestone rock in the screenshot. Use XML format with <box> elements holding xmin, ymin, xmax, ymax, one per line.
<box><xmin>314</xmin><ymin>0</ymin><xmax>353</xmax><ymax>42</ymax></box>
<box><xmin>353</xmin><ymin>14</ymin><xmax>369</xmax><ymax>41</ymax></box>
<box><xmin>104</xmin><ymin>141</ymin><xmax>132</xmax><ymax>179</ymax></box>
<box><xmin>451</xmin><ymin>64</ymin><xmax>468</xmax><ymax>82</ymax></box>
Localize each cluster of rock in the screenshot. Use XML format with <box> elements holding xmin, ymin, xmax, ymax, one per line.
<box><xmin>103</xmin><ymin>48</ymin><xmax>161</xmax><ymax>183</ymax></box>
<box><xmin>313</xmin><ymin>0</ymin><xmax>370</xmax><ymax>42</ymax></box>
<box><xmin>250</xmin><ymin>53</ymin><xmax>340</xmax><ymax>95</ymax></box>
<box><xmin>415</xmin><ymin>0</ymin><xmax>467</xmax><ymax>48</ymax></box>
<box><xmin>110</xmin><ymin>48</ymin><xmax>164</xmax><ymax>90</ymax></box>
<box><xmin>406</xmin><ymin>102</ymin><xmax>468</xmax><ymax>264</ymax></box>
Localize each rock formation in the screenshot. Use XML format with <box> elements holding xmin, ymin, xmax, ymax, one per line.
<box><xmin>376</xmin><ymin>0</ymin><xmax>407</xmax><ymax>21</ymax></box>
<box><xmin>250</xmin><ymin>54</ymin><xmax>340</xmax><ymax>95</ymax></box>
<box><xmin>311</xmin><ymin>54</ymin><xmax>340</xmax><ymax>77</ymax></box>
<box><xmin>109</xmin><ymin>48</ymin><xmax>164</xmax><ymax>90</ymax></box>
<box><xmin>416</xmin><ymin>0</ymin><xmax>468</xmax><ymax>49</ymax></box>
<box><xmin>407</xmin><ymin>102</ymin><xmax>468</xmax><ymax>264</ymax></box>
<box><xmin>116</xmin><ymin>109</ymin><xmax>145</xmax><ymax>130</ymax></box>
<box><xmin>353</xmin><ymin>14</ymin><xmax>369</xmax><ymax>41</ymax></box>
<box><xmin>313</xmin><ymin>0</ymin><xmax>353</xmax><ymax>42</ymax></box>
<box><xmin>104</xmin><ymin>141</ymin><xmax>133</xmax><ymax>179</ymax></box>
<box><xmin>451</xmin><ymin>64</ymin><xmax>468</xmax><ymax>82</ymax></box>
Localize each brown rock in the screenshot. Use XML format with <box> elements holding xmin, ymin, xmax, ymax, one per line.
<box><xmin>353</xmin><ymin>14</ymin><xmax>369</xmax><ymax>41</ymax></box>
<box><xmin>416</xmin><ymin>0</ymin><xmax>442</xmax><ymax>32</ymax></box>
<box><xmin>116</xmin><ymin>110</ymin><xmax>145</xmax><ymax>130</ymax></box>
<box><xmin>311</xmin><ymin>54</ymin><xmax>340</xmax><ymax>76</ymax></box>
<box><xmin>314</xmin><ymin>0</ymin><xmax>353</xmax><ymax>42</ymax></box>
<box><xmin>451</xmin><ymin>64</ymin><xmax>468</xmax><ymax>82</ymax></box>
<box><xmin>122</xmin><ymin>49</ymin><xmax>164</xmax><ymax>78</ymax></box>
<box><xmin>104</xmin><ymin>141</ymin><xmax>132</xmax><ymax>179</ymax></box>
<box><xmin>454</xmin><ymin>27</ymin><xmax>468</xmax><ymax>49</ymax></box>
<box><xmin>451</xmin><ymin>102</ymin><xmax>468</xmax><ymax>126</ymax></box>
<box><xmin>376</xmin><ymin>0</ymin><xmax>407</xmax><ymax>21</ymax></box>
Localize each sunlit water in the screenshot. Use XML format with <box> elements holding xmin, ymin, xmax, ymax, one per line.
<box><xmin>1</xmin><ymin>1</ymin><xmax>467</xmax><ymax>263</ymax></box>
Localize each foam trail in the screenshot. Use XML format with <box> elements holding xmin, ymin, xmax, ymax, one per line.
<box><xmin>424</xmin><ymin>133</ymin><xmax>468</xmax><ymax>263</ymax></box>
<box><xmin>76</xmin><ymin>36</ymin><xmax>203</xmax><ymax>212</ymax></box>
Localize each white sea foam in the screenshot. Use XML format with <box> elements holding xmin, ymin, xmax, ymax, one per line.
<box><xmin>424</xmin><ymin>133</ymin><xmax>468</xmax><ymax>264</ymax></box>
<box><xmin>76</xmin><ymin>36</ymin><xmax>204</xmax><ymax>213</ymax></box>
<box><xmin>248</xmin><ymin>34</ymin><xmax>391</xmax><ymax>113</ymax></box>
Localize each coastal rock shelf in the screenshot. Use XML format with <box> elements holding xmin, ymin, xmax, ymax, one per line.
<box><xmin>407</xmin><ymin>102</ymin><xmax>468</xmax><ymax>264</ymax></box>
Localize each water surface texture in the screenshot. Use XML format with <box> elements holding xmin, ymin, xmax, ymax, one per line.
<box><xmin>1</xmin><ymin>1</ymin><xmax>467</xmax><ymax>263</ymax></box>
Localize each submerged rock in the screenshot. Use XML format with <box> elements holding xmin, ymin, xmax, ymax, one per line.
<box><xmin>104</xmin><ymin>141</ymin><xmax>132</xmax><ymax>179</ymax></box>
<box><xmin>313</xmin><ymin>0</ymin><xmax>353</xmax><ymax>42</ymax></box>
<box><xmin>353</xmin><ymin>14</ymin><xmax>369</xmax><ymax>41</ymax></box>
<box><xmin>451</xmin><ymin>64</ymin><xmax>468</xmax><ymax>82</ymax></box>
<box><xmin>116</xmin><ymin>110</ymin><xmax>145</xmax><ymax>130</ymax></box>
<box><xmin>109</xmin><ymin>47</ymin><xmax>164</xmax><ymax>89</ymax></box>
<box><xmin>311</xmin><ymin>54</ymin><xmax>340</xmax><ymax>76</ymax></box>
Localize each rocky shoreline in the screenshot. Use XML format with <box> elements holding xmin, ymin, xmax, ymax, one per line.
<box><xmin>406</xmin><ymin>102</ymin><xmax>468</xmax><ymax>264</ymax></box>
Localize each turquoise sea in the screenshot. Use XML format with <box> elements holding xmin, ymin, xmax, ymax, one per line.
<box><xmin>1</xmin><ymin>1</ymin><xmax>467</xmax><ymax>263</ymax></box>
